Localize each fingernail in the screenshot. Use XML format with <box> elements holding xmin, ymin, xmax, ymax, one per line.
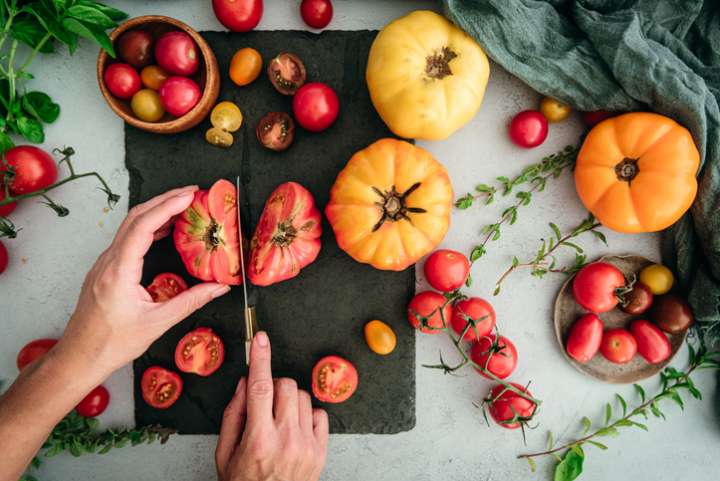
<box><xmin>176</xmin><ymin>191</ymin><xmax>195</xmax><ymax>200</ymax></box>
<box><xmin>212</xmin><ymin>284</ymin><xmax>231</xmax><ymax>298</ymax></box>
<box><xmin>255</xmin><ymin>331</ymin><xmax>269</xmax><ymax>347</ymax></box>
<box><xmin>236</xmin><ymin>377</ymin><xmax>246</xmax><ymax>393</ymax></box>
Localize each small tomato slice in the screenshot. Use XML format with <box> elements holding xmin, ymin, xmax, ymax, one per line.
<box><xmin>141</xmin><ymin>366</ymin><xmax>183</xmax><ymax>409</ymax></box>
<box><xmin>206</xmin><ymin>127</ymin><xmax>235</xmax><ymax>148</ymax></box>
<box><xmin>256</xmin><ymin>112</ymin><xmax>295</xmax><ymax>151</ymax></box>
<box><xmin>267</xmin><ymin>52</ymin><xmax>306</xmax><ymax>95</ymax></box>
<box><xmin>146</xmin><ymin>272</ymin><xmax>188</xmax><ymax>302</ymax></box>
<box><xmin>408</xmin><ymin>291</ymin><xmax>451</xmax><ymax>334</ymax></box>
<box><xmin>174</xmin><ymin>327</ymin><xmax>225</xmax><ymax>376</ymax></box>
<box><xmin>76</xmin><ymin>385</ymin><xmax>110</xmax><ymax>417</ymax></box>
<box><xmin>450</xmin><ymin>297</ymin><xmax>496</xmax><ymax>341</ymax></box>
<box><xmin>210</xmin><ymin>101</ymin><xmax>243</xmax><ymax>132</ymax></box>
<box><xmin>17</xmin><ymin>338</ymin><xmax>57</xmax><ymax>370</ymax></box>
<box><xmin>311</xmin><ymin>355</ymin><xmax>358</xmax><ymax>403</ymax></box>
<box><xmin>470</xmin><ymin>335</ymin><xmax>518</xmax><ymax>380</ymax></box>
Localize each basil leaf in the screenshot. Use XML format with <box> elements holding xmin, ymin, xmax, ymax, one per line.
<box><xmin>0</xmin><ymin>131</ymin><xmax>15</xmax><ymax>153</ymax></box>
<box><xmin>22</xmin><ymin>91</ymin><xmax>60</xmax><ymax>123</ymax></box>
<box><xmin>16</xmin><ymin>116</ymin><xmax>44</xmax><ymax>143</ymax></box>
<box><xmin>61</xmin><ymin>17</ymin><xmax>115</xmax><ymax>57</ymax></box>
<box><xmin>25</xmin><ymin>3</ymin><xmax>73</xmax><ymax>47</ymax></box>
<box><xmin>67</xmin><ymin>4</ymin><xmax>116</xmax><ymax>29</ymax></box>
<box><xmin>554</xmin><ymin>446</ymin><xmax>584</xmax><ymax>481</ymax></box>
<box><xmin>76</xmin><ymin>0</ymin><xmax>128</xmax><ymax>21</ymax></box>
<box><xmin>10</xmin><ymin>16</ymin><xmax>55</xmax><ymax>53</ymax></box>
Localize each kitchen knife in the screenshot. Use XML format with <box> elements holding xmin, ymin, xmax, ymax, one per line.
<box><xmin>236</xmin><ymin>175</ymin><xmax>258</xmax><ymax>365</ymax></box>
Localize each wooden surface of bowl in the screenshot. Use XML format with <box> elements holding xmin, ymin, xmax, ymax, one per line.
<box><xmin>97</xmin><ymin>15</ymin><xmax>219</xmax><ymax>134</ymax></box>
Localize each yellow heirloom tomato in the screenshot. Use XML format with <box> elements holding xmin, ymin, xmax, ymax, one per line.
<box><xmin>366</xmin><ymin>10</ymin><xmax>490</xmax><ymax>140</ymax></box>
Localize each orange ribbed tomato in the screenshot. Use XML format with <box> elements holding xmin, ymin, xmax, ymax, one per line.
<box><xmin>575</xmin><ymin>112</ymin><xmax>699</xmax><ymax>233</ymax></box>
<box><xmin>325</xmin><ymin>138</ymin><xmax>453</xmax><ymax>271</ymax></box>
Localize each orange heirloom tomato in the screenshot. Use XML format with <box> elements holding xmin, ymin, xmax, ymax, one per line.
<box><xmin>574</xmin><ymin>112</ymin><xmax>699</xmax><ymax>233</ymax></box>
<box><xmin>229</xmin><ymin>47</ymin><xmax>263</xmax><ymax>86</ymax></box>
<box><xmin>325</xmin><ymin>138</ymin><xmax>453</xmax><ymax>271</ymax></box>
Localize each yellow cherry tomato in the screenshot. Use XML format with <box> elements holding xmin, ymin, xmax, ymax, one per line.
<box><xmin>364</xmin><ymin>320</ymin><xmax>397</xmax><ymax>355</ymax></box>
<box><xmin>540</xmin><ymin>97</ymin><xmax>572</xmax><ymax>122</ymax></box>
<box><xmin>639</xmin><ymin>264</ymin><xmax>674</xmax><ymax>295</ymax></box>
<box><xmin>140</xmin><ymin>65</ymin><xmax>170</xmax><ymax>90</ymax></box>
<box><xmin>229</xmin><ymin>47</ymin><xmax>263</xmax><ymax>87</ymax></box>
<box><xmin>205</xmin><ymin>127</ymin><xmax>234</xmax><ymax>148</ymax></box>
<box><xmin>130</xmin><ymin>89</ymin><xmax>164</xmax><ymax>122</ymax></box>
<box><xmin>210</xmin><ymin>101</ymin><xmax>243</xmax><ymax>132</ymax></box>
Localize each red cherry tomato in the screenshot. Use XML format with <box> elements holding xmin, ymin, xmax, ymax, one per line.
<box><xmin>486</xmin><ymin>383</ymin><xmax>537</xmax><ymax>429</ymax></box>
<box><xmin>292</xmin><ymin>82</ymin><xmax>339</xmax><ymax>132</ymax></box>
<box><xmin>312</xmin><ymin>355</ymin><xmax>358</xmax><ymax>403</ymax></box>
<box><xmin>407</xmin><ymin>291</ymin><xmax>452</xmax><ymax>334</ymax></box>
<box><xmin>75</xmin><ymin>385</ymin><xmax>110</xmax><ymax>417</ymax></box>
<box><xmin>141</xmin><ymin>366</ymin><xmax>183</xmax><ymax>409</ymax></box>
<box><xmin>212</xmin><ymin>0</ymin><xmax>263</xmax><ymax>32</ymax></box>
<box><xmin>16</xmin><ymin>338</ymin><xmax>57</xmax><ymax>370</ymax></box>
<box><xmin>508</xmin><ymin>110</ymin><xmax>548</xmax><ymax>148</ymax></box>
<box><xmin>159</xmin><ymin>76</ymin><xmax>201</xmax><ymax>117</ymax></box>
<box><xmin>104</xmin><ymin>63</ymin><xmax>141</xmax><ymax>100</ymax></box>
<box><xmin>600</xmin><ymin>328</ymin><xmax>637</xmax><ymax>364</ymax></box>
<box><xmin>631</xmin><ymin>320</ymin><xmax>671</xmax><ymax>364</ymax></box>
<box><xmin>0</xmin><ymin>187</ymin><xmax>17</xmax><ymax>216</ymax></box>
<box><xmin>572</xmin><ymin>261</ymin><xmax>626</xmax><ymax>313</ymax></box>
<box><xmin>174</xmin><ymin>327</ymin><xmax>225</xmax><ymax>376</ymax></box>
<box><xmin>450</xmin><ymin>297</ymin><xmax>496</xmax><ymax>341</ymax></box>
<box><xmin>1</xmin><ymin>146</ymin><xmax>58</xmax><ymax>195</ymax></box>
<box><xmin>0</xmin><ymin>240</ymin><xmax>7</xmax><ymax>275</ymax></box>
<box><xmin>565</xmin><ymin>313</ymin><xmax>603</xmax><ymax>363</ymax></box>
<box><xmin>146</xmin><ymin>272</ymin><xmax>188</xmax><ymax>302</ymax></box>
<box><xmin>423</xmin><ymin>249</ymin><xmax>470</xmax><ymax>292</ymax></box>
<box><xmin>470</xmin><ymin>335</ymin><xmax>517</xmax><ymax>380</ymax></box>
<box><xmin>300</xmin><ymin>0</ymin><xmax>333</xmax><ymax>29</ymax></box>
<box><xmin>154</xmin><ymin>31</ymin><xmax>199</xmax><ymax>76</ymax></box>
<box><xmin>581</xmin><ymin>110</ymin><xmax>615</xmax><ymax>127</ymax></box>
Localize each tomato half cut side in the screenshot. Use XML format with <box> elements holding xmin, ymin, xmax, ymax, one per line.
<box><xmin>141</xmin><ymin>366</ymin><xmax>183</xmax><ymax>409</ymax></box>
<box><xmin>311</xmin><ymin>355</ymin><xmax>358</xmax><ymax>404</ymax></box>
<box><xmin>146</xmin><ymin>273</ymin><xmax>188</xmax><ymax>302</ymax></box>
<box><xmin>174</xmin><ymin>327</ymin><xmax>225</xmax><ymax>376</ymax></box>
<box><xmin>17</xmin><ymin>338</ymin><xmax>58</xmax><ymax>370</ymax></box>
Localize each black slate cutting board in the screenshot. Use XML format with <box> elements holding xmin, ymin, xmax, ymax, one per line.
<box><xmin>127</xmin><ymin>30</ymin><xmax>416</xmax><ymax>434</ymax></box>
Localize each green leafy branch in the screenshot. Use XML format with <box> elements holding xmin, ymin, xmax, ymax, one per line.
<box><xmin>493</xmin><ymin>213</ymin><xmax>605</xmax><ymax>295</ymax></box>
<box><xmin>517</xmin><ymin>342</ymin><xmax>720</xmax><ymax>479</ymax></box>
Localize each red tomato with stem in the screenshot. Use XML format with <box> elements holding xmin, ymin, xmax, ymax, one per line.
<box><xmin>1</xmin><ymin>146</ymin><xmax>58</xmax><ymax>195</ymax></box>
<box><xmin>470</xmin><ymin>335</ymin><xmax>517</xmax><ymax>380</ymax></box>
<box><xmin>620</xmin><ymin>283</ymin><xmax>653</xmax><ymax>315</ymax></box>
<box><xmin>174</xmin><ymin>327</ymin><xmax>225</xmax><ymax>376</ymax></box>
<box><xmin>248</xmin><ymin>182</ymin><xmax>322</xmax><ymax>286</ymax></box>
<box><xmin>0</xmin><ymin>240</ymin><xmax>8</xmax><ymax>275</ymax></box>
<box><xmin>311</xmin><ymin>355</ymin><xmax>358</xmax><ymax>403</ymax></box>
<box><xmin>141</xmin><ymin>366</ymin><xmax>183</xmax><ymax>409</ymax></box>
<box><xmin>565</xmin><ymin>313</ymin><xmax>603</xmax><ymax>363</ymax></box>
<box><xmin>509</xmin><ymin>110</ymin><xmax>548</xmax><ymax>148</ymax></box>
<box><xmin>146</xmin><ymin>272</ymin><xmax>188</xmax><ymax>302</ymax></box>
<box><xmin>159</xmin><ymin>76</ymin><xmax>201</xmax><ymax>117</ymax></box>
<box><xmin>450</xmin><ymin>297</ymin><xmax>496</xmax><ymax>341</ymax></box>
<box><xmin>631</xmin><ymin>320</ymin><xmax>671</xmax><ymax>364</ymax></box>
<box><xmin>600</xmin><ymin>328</ymin><xmax>637</xmax><ymax>364</ymax></box>
<box><xmin>486</xmin><ymin>383</ymin><xmax>537</xmax><ymax>430</ymax></box>
<box><xmin>16</xmin><ymin>338</ymin><xmax>57</xmax><ymax>370</ymax></box>
<box><xmin>212</xmin><ymin>0</ymin><xmax>263</xmax><ymax>32</ymax></box>
<box><xmin>0</xmin><ymin>187</ymin><xmax>17</xmax><ymax>216</ymax></box>
<box><xmin>572</xmin><ymin>261</ymin><xmax>626</xmax><ymax>313</ymax></box>
<box><xmin>104</xmin><ymin>63</ymin><xmax>141</xmax><ymax>99</ymax></box>
<box><xmin>423</xmin><ymin>249</ymin><xmax>470</xmax><ymax>292</ymax></box>
<box><xmin>292</xmin><ymin>82</ymin><xmax>339</xmax><ymax>132</ymax></box>
<box><xmin>174</xmin><ymin>179</ymin><xmax>242</xmax><ymax>285</ymax></box>
<box><xmin>408</xmin><ymin>291</ymin><xmax>452</xmax><ymax>334</ymax></box>
<box><xmin>154</xmin><ymin>31</ymin><xmax>199</xmax><ymax>76</ymax></box>
<box><xmin>75</xmin><ymin>385</ymin><xmax>110</xmax><ymax>417</ymax></box>
<box><xmin>300</xmin><ymin>0</ymin><xmax>333</xmax><ymax>29</ymax></box>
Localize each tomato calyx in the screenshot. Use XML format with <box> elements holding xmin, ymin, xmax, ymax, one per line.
<box><xmin>267</xmin><ymin>53</ymin><xmax>306</xmax><ymax>95</ymax></box>
<box><xmin>425</xmin><ymin>46</ymin><xmax>457</xmax><ymax>80</ymax></box>
<box><xmin>371</xmin><ymin>182</ymin><xmax>427</xmax><ymax>231</ymax></box>
<box><xmin>615</xmin><ymin>157</ymin><xmax>640</xmax><ymax>183</ymax></box>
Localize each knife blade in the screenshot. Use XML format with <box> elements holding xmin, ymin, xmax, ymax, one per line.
<box><xmin>236</xmin><ymin>175</ymin><xmax>258</xmax><ymax>365</ymax></box>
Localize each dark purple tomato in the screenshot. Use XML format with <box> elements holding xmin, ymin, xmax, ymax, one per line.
<box><xmin>117</xmin><ymin>29</ymin><xmax>154</xmax><ymax>69</ymax></box>
<box><xmin>620</xmin><ymin>283</ymin><xmax>653</xmax><ymax>315</ymax></box>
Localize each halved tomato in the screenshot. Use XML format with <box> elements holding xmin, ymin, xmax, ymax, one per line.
<box><xmin>146</xmin><ymin>273</ymin><xmax>188</xmax><ymax>302</ymax></box>
<box><xmin>174</xmin><ymin>179</ymin><xmax>242</xmax><ymax>285</ymax></box>
<box><xmin>17</xmin><ymin>338</ymin><xmax>57</xmax><ymax>370</ymax></box>
<box><xmin>311</xmin><ymin>355</ymin><xmax>358</xmax><ymax>404</ymax></box>
<box><xmin>141</xmin><ymin>366</ymin><xmax>183</xmax><ymax>409</ymax></box>
<box><xmin>248</xmin><ymin>182</ymin><xmax>322</xmax><ymax>286</ymax></box>
<box><xmin>174</xmin><ymin>327</ymin><xmax>225</xmax><ymax>376</ymax></box>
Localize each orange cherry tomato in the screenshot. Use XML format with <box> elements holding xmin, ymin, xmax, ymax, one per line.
<box><xmin>140</xmin><ymin>65</ymin><xmax>170</xmax><ymax>90</ymax></box>
<box><xmin>229</xmin><ymin>47</ymin><xmax>263</xmax><ymax>87</ymax></box>
<box><xmin>364</xmin><ymin>320</ymin><xmax>397</xmax><ymax>355</ymax></box>
<box><xmin>540</xmin><ymin>97</ymin><xmax>571</xmax><ymax>122</ymax></box>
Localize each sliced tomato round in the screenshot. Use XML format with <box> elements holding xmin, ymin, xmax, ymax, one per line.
<box><xmin>174</xmin><ymin>327</ymin><xmax>225</xmax><ymax>376</ymax></box>
<box><xmin>75</xmin><ymin>385</ymin><xmax>110</xmax><ymax>417</ymax></box>
<box><xmin>311</xmin><ymin>355</ymin><xmax>358</xmax><ymax>404</ymax></box>
<box><xmin>141</xmin><ymin>366</ymin><xmax>183</xmax><ymax>409</ymax></box>
<box><xmin>17</xmin><ymin>338</ymin><xmax>58</xmax><ymax>370</ymax></box>
<box><xmin>146</xmin><ymin>273</ymin><xmax>188</xmax><ymax>302</ymax></box>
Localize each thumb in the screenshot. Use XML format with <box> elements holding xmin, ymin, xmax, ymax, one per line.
<box><xmin>153</xmin><ymin>282</ymin><xmax>231</xmax><ymax>326</ymax></box>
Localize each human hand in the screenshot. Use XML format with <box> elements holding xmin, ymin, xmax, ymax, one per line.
<box><xmin>55</xmin><ymin>186</ymin><xmax>231</xmax><ymax>382</ymax></box>
<box><xmin>216</xmin><ymin>332</ymin><xmax>329</xmax><ymax>481</ymax></box>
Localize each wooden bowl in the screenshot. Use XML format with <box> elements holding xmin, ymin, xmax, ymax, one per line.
<box><xmin>97</xmin><ymin>15</ymin><xmax>219</xmax><ymax>134</ymax></box>
<box><xmin>554</xmin><ymin>254</ymin><xmax>686</xmax><ymax>383</ymax></box>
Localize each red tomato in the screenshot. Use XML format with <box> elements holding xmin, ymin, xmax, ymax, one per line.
<box><xmin>486</xmin><ymin>383</ymin><xmax>536</xmax><ymax>429</ymax></box>
<box><xmin>248</xmin><ymin>182</ymin><xmax>322</xmax><ymax>286</ymax></box>
<box><xmin>154</xmin><ymin>31</ymin><xmax>199</xmax><ymax>76</ymax></box>
<box><xmin>631</xmin><ymin>320</ymin><xmax>671</xmax><ymax>364</ymax></box>
<box><xmin>508</xmin><ymin>110</ymin><xmax>548</xmax><ymax>148</ymax></box>
<box><xmin>408</xmin><ymin>291</ymin><xmax>452</xmax><ymax>334</ymax></box>
<box><xmin>174</xmin><ymin>179</ymin><xmax>242</xmax><ymax>285</ymax></box>
<box><xmin>104</xmin><ymin>63</ymin><xmax>141</xmax><ymax>99</ymax></box>
<box><xmin>174</xmin><ymin>327</ymin><xmax>225</xmax><ymax>376</ymax></box>
<box><xmin>423</xmin><ymin>249</ymin><xmax>470</xmax><ymax>292</ymax></box>
<box><xmin>300</xmin><ymin>0</ymin><xmax>333</xmax><ymax>29</ymax></box>
<box><xmin>141</xmin><ymin>366</ymin><xmax>183</xmax><ymax>409</ymax></box>
<box><xmin>581</xmin><ymin>110</ymin><xmax>615</xmax><ymax>127</ymax></box>
<box><xmin>620</xmin><ymin>283</ymin><xmax>653</xmax><ymax>315</ymax></box>
<box><xmin>146</xmin><ymin>272</ymin><xmax>188</xmax><ymax>302</ymax></box>
<box><xmin>311</xmin><ymin>355</ymin><xmax>358</xmax><ymax>403</ymax></box>
<box><xmin>75</xmin><ymin>385</ymin><xmax>110</xmax><ymax>417</ymax></box>
<box><xmin>572</xmin><ymin>261</ymin><xmax>626</xmax><ymax>313</ymax></box>
<box><xmin>450</xmin><ymin>297</ymin><xmax>496</xmax><ymax>341</ymax></box>
<box><xmin>292</xmin><ymin>82</ymin><xmax>340</xmax><ymax>132</ymax></box>
<box><xmin>0</xmin><ymin>187</ymin><xmax>17</xmax><ymax>216</ymax></box>
<box><xmin>600</xmin><ymin>328</ymin><xmax>637</xmax><ymax>364</ymax></box>
<box><xmin>1</xmin><ymin>146</ymin><xmax>58</xmax><ymax>195</ymax></box>
<box><xmin>16</xmin><ymin>338</ymin><xmax>57</xmax><ymax>370</ymax></box>
<box><xmin>470</xmin><ymin>335</ymin><xmax>517</xmax><ymax>380</ymax></box>
<box><xmin>159</xmin><ymin>76</ymin><xmax>201</xmax><ymax>117</ymax></box>
<box><xmin>0</xmin><ymin>240</ymin><xmax>7</xmax><ymax>275</ymax></box>
<box><xmin>565</xmin><ymin>313</ymin><xmax>603</xmax><ymax>363</ymax></box>
<box><xmin>212</xmin><ymin>0</ymin><xmax>263</xmax><ymax>32</ymax></box>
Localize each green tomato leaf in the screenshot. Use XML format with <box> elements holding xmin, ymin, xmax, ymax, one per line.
<box><xmin>22</xmin><ymin>91</ymin><xmax>60</xmax><ymax>123</ymax></box>
<box><xmin>587</xmin><ymin>440</ymin><xmax>608</xmax><ymax>450</ymax></box>
<box><xmin>580</xmin><ymin>416</ymin><xmax>592</xmax><ymax>434</ymax></box>
<box><xmin>16</xmin><ymin>116</ymin><xmax>44</xmax><ymax>143</ymax></box>
<box><xmin>615</xmin><ymin>393</ymin><xmax>627</xmax><ymax>417</ymax></box>
<box><xmin>554</xmin><ymin>446</ymin><xmax>584</xmax><ymax>481</ymax></box>
<box><xmin>526</xmin><ymin>457</ymin><xmax>537</xmax><ymax>472</ymax></box>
